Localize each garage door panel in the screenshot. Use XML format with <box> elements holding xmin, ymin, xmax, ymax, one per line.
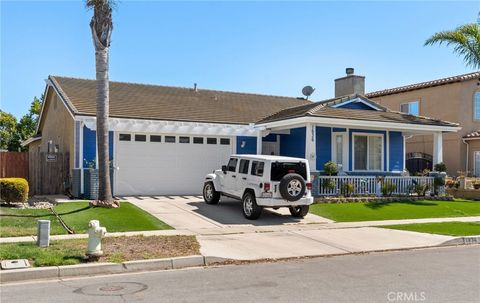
<box><xmin>115</xmin><ymin>136</ymin><xmax>232</xmax><ymax>196</ymax></box>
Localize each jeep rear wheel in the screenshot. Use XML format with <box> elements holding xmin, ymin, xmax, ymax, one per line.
<box><xmin>279</xmin><ymin>173</ymin><xmax>306</xmax><ymax>202</ymax></box>
<box><xmin>289</xmin><ymin>205</ymin><xmax>309</xmax><ymax>218</ymax></box>
<box><xmin>203</xmin><ymin>182</ymin><xmax>220</xmax><ymax>205</ymax></box>
<box><xmin>242</xmin><ymin>192</ymin><xmax>262</xmax><ymax>220</ymax></box>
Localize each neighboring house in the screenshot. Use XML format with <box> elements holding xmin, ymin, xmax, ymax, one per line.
<box><xmin>367</xmin><ymin>72</ymin><xmax>480</xmax><ymax>176</ymax></box>
<box><xmin>24</xmin><ymin>69</ymin><xmax>459</xmax><ymax>196</ymax></box>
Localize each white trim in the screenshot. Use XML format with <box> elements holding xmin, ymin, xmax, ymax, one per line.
<box><xmin>462</xmin><ymin>137</ymin><xmax>480</xmax><ymax>141</ymax></box>
<box><xmin>352</xmin><ymin>132</ymin><xmax>385</xmax><ymax>172</ymax></box>
<box><xmin>386</xmin><ymin>130</ymin><xmax>390</xmax><ymax>171</ymax></box>
<box><xmin>305</xmin><ymin>123</ymin><xmax>316</xmax><ymax>171</ymax></box>
<box><xmin>331</xmin><ymin>131</ymin><xmax>348</xmax><ymax>171</ymax></box>
<box><xmin>256</xmin><ymin>131</ymin><xmax>262</xmax><ymax>155</ymax></box>
<box><xmin>331</xmin><ymin>97</ymin><xmax>382</xmax><ymax>111</ymax></box>
<box><xmin>432</xmin><ymin>131</ymin><xmax>443</xmax><ymax>165</ymax></box>
<box><xmin>403</xmin><ymin>135</ymin><xmax>406</xmax><ymax>171</ymax></box>
<box><xmin>80</xmin><ymin>121</ymin><xmax>84</xmax><ymax>195</ymax></box>
<box><xmin>400</xmin><ymin>100</ymin><xmax>420</xmax><ymax>116</ymax></box>
<box><xmin>258</xmin><ymin>116</ymin><xmax>460</xmax><ymax>133</ymax></box>
<box><xmin>21</xmin><ymin>136</ymin><xmax>42</xmax><ymax>147</ymax></box>
<box><xmin>77</xmin><ymin>116</ymin><xmax>261</xmax><ymax>137</ymax></box>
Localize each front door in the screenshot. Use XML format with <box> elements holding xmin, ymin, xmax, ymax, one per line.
<box><xmin>262</xmin><ymin>141</ymin><xmax>280</xmax><ymax>155</ymax></box>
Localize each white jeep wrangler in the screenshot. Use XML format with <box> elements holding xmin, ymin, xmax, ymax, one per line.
<box><xmin>203</xmin><ymin>155</ymin><xmax>314</xmax><ymax>220</ymax></box>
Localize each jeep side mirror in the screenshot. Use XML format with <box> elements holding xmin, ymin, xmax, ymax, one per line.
<box><xmin>221</xmin><ymin>165</ymin><xmax>227</xmax><ymax>173</ymax></box>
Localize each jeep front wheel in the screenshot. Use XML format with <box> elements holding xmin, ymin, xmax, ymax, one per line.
<box><xmin>203</xmin><ymin>182</ymin><xmax>220</xmax><ymax>205</ymax></box>
<box><xmin>289</xmin><ymin>205</ymin><xmax>309</xmax><ymax>218</ymax></box>
<box><xmin>242</xmin><ymin>192</ymin><xmax>262</xmax><ymax>220</ymax></box>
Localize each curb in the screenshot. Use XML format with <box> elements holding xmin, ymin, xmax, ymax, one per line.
<box><xmin>439</xmin><ymin>236</ymin><xmax>480</xmax><ymax>246</ymax></box>
<box><xmin>0</xmin><ymin>255</ymin><xmax>231</xmax><ymax>284</ymax></box>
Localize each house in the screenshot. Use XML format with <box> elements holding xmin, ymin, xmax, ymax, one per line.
<box><xmin>367</xmin><ymin>72</ymin><xmax>480</xmax><ymax>176</ymax></box>
<box><xmin>24</xmin><ymin>69</ymin><xmax>460</xmax><ymax>196</ymax></box>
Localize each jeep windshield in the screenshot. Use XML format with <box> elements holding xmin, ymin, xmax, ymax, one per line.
<box><xmin>270</xmin><ymin>162</ymin><xmax>307</xmax><ymax>181</ymax></box>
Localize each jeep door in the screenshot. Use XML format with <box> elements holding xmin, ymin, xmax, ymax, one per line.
<box><xmin>221</xmin><ymin>157</ymin><xmax>239</xmax><ymax>196</ymax></box>
<box><xmin>236</xmin><ymin>159</ymin><xmax>251</xmax><ymax>197</ymax></box>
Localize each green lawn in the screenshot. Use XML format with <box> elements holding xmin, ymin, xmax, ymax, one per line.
<box><xmin>54</xmin><ymin>202</ymin><xmax>172</xmax><ymax>233</ymax></box>
<box><xmin>0</xmin><ymin>235</ymin><xmax>199</xmax><ymax>267</ymax></box>
<box><xmin>0</xmin><ymin>207</ymin><xmax>67</xmax><ymax>237</ymax></box>
<box><xmin>309</xmin><ymin>199</ymin><xmax>480</xmax><ymax>222</ymax></box>
<box><xmin>383</xmin><ymin>221</ymin><xmax>480</xmax><ymax>236</ymax></box>
<box><xmin>0</xmin><ymin>202</ymin><xmax>172</xmax><ymax>237</ymax></box>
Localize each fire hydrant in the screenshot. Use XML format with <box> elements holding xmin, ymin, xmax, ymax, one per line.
<box><xmin>86</xmin><ymin>220</ymin><xmax>107</xmax><ymax>258</ymax></box>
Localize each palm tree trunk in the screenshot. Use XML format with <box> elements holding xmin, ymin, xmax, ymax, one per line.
<box><xmin>90</xmin><ymin>19</ymin><xmax>114</xmax><ymax>205</ymax></box>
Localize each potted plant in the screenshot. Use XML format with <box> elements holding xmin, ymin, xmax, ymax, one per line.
<box><xmin>473</xmin><ymin>181</ymin><xmax>480</xmax><ymax>190</ymax></box>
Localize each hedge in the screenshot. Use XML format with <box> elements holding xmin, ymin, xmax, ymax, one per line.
<box><xmin>0</xmin><ymin>178</ymin><xmax>29</xmax><ymax>203</ymax></box>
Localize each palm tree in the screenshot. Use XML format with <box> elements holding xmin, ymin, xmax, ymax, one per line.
<box><xmin>86</xmin><ymin>0</ymin><xmax>116</xmax><ymax>207</ymax></box>
<box><xmin>425</xmin><ymin>20</ymin><xmax>480</xmax><ymax>69</ymax></box>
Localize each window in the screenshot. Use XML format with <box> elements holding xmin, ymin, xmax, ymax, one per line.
<box><xmin>220</xmin><ymin>138</ymin><xmax>230</xmax><ymax>145</ymax></box>
<box><xmin>227</xmin><ymin>158</ymin><xmax>238</xmax><ymax>172</ymax></box>
<box><xmin>119</xmin><ymin>134</ymin><xmax>131</xmax><ymax>141</ymax></box>
<box><xmin>353</xmin><ymin>134</ymin><xmax>383</xmax><ymax>171</ymax></box>
<box><xmin>239</xmin><ymin>159</ymin><xmax>250</xmax><ymax>174</ymax></box>
<box><xmin>251</xmin><ymin>161</ymin><xmax>264</xmax><ymax>176</ymax></box>
<box><xmin>474</xmin><ymin>92</ymin><xmax>480</xmax><ymax>120</ymax></box>
<box><xmin>207</xmin><ymin>138</ymin><xmax>217</xmax><ymax>144</ymax></box>
<box><xmin>135</xmin><ymin>134</ymin><xmax>147</xmax><ymax>142</ymax></box>
<box><xmin>475</xmin><ymin>151</ymin><xmax>480</xmax><ymax>176</ymax></box>
<box><xmin>400</xmin><ymin>101</ymin><xmax>419</xmax><ymax>116</ymax></box>
<box><xmin>165</xmin><ymin>136</ymin><xmax>176</xmax><ymax>143</ymax></box>
<box><xmin>193</xmin><ymin>137</ymin><xmax>204</xmax><ymax>144</ymax></box>
<box><xmin>271</xmin><ymin>162</ymin><xmax>307</xmax><ymax>181</ymax></box>
<box><xmin>179</xmin><ymin>136</ymin><xmax>190</xmax><ymax>143</ymax></box>
<box><xmin>332</xmin><ymin>133</ymin><xmax>346</xmax><ymax>170</ymax></box>
<box><xmin>150</xmin><ymin>135</ymin><xmax>161</xmax><ymax>142</ymax></box>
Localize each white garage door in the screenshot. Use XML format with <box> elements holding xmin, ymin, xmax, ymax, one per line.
<box><xmin>115</xmin><ymin>133</ymin><xmax>234</xmax><ymax>196</ymax></box>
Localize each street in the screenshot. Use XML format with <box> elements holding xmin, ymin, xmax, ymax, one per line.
<box><xmin>1</xmin><ymin>246</ymin><xmax>479</xmax><ymax>303</ymax></box>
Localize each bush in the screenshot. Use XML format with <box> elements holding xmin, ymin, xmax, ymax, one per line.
<box><xmin>381</xmin><ymin>181</ymin><xmax>396</xmax><ymax>197</ymax></box>
<box><xmin>322</xmin><ymin>178</ymin><xmax>336</xmax><ymax>191</ymax></box>
<box><xmin>340</xmin><ymin>182</ymin><xmax>354</xmax><ymax>197</ymax></box>
<box><xmin>434</xmin><ymin>162</ymin><xmax>447</xmax><ymax>172</ymax></box>
<box><xmin>0</xmin><ymin>178</ymin><xmax>29</xmax><ymax>203</ymax></box>
<box><xmin>324</xmin><ymin>161</ymin><xmax>338</xmax><ymax>176</ymax></box>
<box><xmin>414</xmin><ymin>183</ymin><xmax>429</xmax><ymax>197</ymax></box>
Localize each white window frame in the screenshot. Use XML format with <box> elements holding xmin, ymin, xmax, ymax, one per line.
<box><xmin>352</xmin><ymin>132</ymin><xmax>384</xmax><ymax>172</ymax></box>
<box><xmin>331</xmin><ymin>132</ymin><xmax>348</xmax><ymax>171</ymax></box>
<box><xmin>474</xmin><ymin>92</ymin><xmax>480</xmax><ymax>121</ymax></box>
<box><xmin>400</xmin><ymin>100</ymin><xmax>419</xmax><ymax>116</ymax></box>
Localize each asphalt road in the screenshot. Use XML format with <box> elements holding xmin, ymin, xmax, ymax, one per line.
<box><xmin>1</xmin><ymin>246</ymin><xmax>479</xmax><ymax>303</ymax></box>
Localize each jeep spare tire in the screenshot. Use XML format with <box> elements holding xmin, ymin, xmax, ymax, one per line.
<box><xmin>279</xmin><ymin>173</ymin><xmax>306</xmax><ymax>201</ymax></box>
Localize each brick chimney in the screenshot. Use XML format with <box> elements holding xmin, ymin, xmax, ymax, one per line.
<box><xmin>334</xmin><ymin>68</ymin><xmax>365</xmax><ymax>97</ymax></box>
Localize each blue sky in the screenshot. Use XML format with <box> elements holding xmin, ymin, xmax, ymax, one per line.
<box><xmin>1</xmin><ymin>1</ymin><xmax>479</xmax><ymax>118</ymax></box>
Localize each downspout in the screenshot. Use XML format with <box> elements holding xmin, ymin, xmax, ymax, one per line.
<box><xmin>462</xmin><ymin>138</ymin><xmax>469</xmax><ymax>176</ymax></box>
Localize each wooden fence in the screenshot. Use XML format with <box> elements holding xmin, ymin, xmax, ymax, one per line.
<box><xmin>29</xmin><ymin>151</ymin><xmax>69</xmax><ymax>195</ymax></box>
<box><xmin>0</xmin><ymin>152</ymin><xmax>29</xmax><ymax>179</ymax></box>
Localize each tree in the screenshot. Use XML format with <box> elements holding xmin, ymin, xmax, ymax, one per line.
<box><xmin>0</xmin><ymin>111</ymin><xmax>18</xmax><ymax>151</ymax></box>
<box><xmin>16</xmin><ymin>96</ymin><xmax>43</xmax><ymax>151</ymax></box>
<box><xmin>86</xmin><ymin>0</ymin><xmax>116</xmax><ymax>207</ymax></box>
<box><xmin>425</xmin><ymin>19</ymin><xmax>480</xmax><ymax>69</ymax></box>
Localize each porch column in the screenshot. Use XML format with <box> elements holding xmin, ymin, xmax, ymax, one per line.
<box><xmin>305</xmin><ymin>123</ymin><xmax>316</xmax><ymax>171</ymax></box>
<box><xmin>256</xmin><ymin>131</ymin><xmax>262</xmax><ymax>155</ymax></box>
<box><xmin>433</xmin><ymin>131</ymin><xmax>443</xmax><ymax>165</ymax></box>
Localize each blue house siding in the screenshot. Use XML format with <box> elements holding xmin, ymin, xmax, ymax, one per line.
<box><xmin>236</xmin><ymin>136</ymin><xmax>257</xmax><ymax>154</ymax></box>
<box><xmin>82</xmin><ymin>126</ymin><xmax>113</xmax><ymax>168</ymax></box>
<box><xmin>389</xmin><ymin>131</ymin><xmax>404</xmax><ymax>171</ymax></box>
<box><xmin>279</xmin><ymin>127</ymin><xmax>305</xmax><ymax>158</ymax></box>
<box><xmin>336</xmin><ymin>102</ymin><xmax>375</xmax><ymax>110</ymax></box>
<box><xmin>316</xmin><ymin>127</ymin><xmax>331</xmax><ymax>170</ymax></box>
<box><xmin>348</xmin><ymin>129</ymin><xmax>387</xmax><ymax>171</ymax></box>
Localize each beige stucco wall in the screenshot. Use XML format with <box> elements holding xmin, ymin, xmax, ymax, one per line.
<box><xmin>36</xmin><ymin>87</ymin><xmax>75</xmax><ymax>170</ymax></box>
<box><xmin>371</xmin><ymin>79</ymin><xmax>480</xmax><ymax>176</ymax></box>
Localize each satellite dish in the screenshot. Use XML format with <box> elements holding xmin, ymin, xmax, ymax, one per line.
<box><xmin>302</xmin><ymin>86</ymin><xmax>315</xmax><ymax>99</ymax></box>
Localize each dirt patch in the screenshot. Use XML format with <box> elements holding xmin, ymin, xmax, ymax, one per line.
<box><xmin>99</xmin><ymin>235</ymin><xmax>200</xmax><ymax>263</ymax></box>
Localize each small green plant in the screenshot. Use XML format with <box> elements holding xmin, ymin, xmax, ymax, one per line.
<box><xmin>324</xmin><ymin>161</ymin><xmax>338</xmax><ymax>176</ymax></box>
<box><xmin>414</xmin><ymin>183</ymin><xmax>430</xmax><ymax>196</ymax></box>
<box><xmin>84</xmin><ymin>159</ymin><xmax>96</xmax><ymax>169</ymax></box>
<box><xmin>381</xmin><ymin>181</ymin><xmax>396</xmax><ymax>197</ymax></box>
<box><xmin>341</xmin><ymin>182</ymin><xmax>354</xmax><ymax>197</ymax></box>
<box><xmin>0</xmin><ymin>178</ymin><xmax>29</xmax><ymax>203</ymax></box>
<box><xmin>434</xmin><ymin>162</ymin><xmax>447</xmax><ymax>172</ymax></box>
<box><xmin>322</xmin><ymin>178</ymin><xmax>336</xmax><ymax>191</ymax></box>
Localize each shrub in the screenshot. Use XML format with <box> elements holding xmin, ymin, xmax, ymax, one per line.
<box><xmin>322</xmin><ymin>178</ymin><xmax>336</xmax><ymax>191</ymax></box>
<box><xmin>445</xmin><ymin>180</ymin><xmax>455</xmax><ymax>188</ymax></box>
<box><xmin>340</xmin><ymin>182</ymin><xmax>354</xmax><ymax>197</ymax></box>
<box><xmin>414</xmin><ymin>183</ymin><xmax>429</xmax><ymax>197</ymax></box>
<box><xmin>323</xmin><ymin>161</ymin><xmax>338</xmax><ymax>176</ymax></box>
<box><xmin>381</xmin><ymin>181</ymin><xmax>396</xmax><ymax>197</ymax></box>
<box><xmin>434</xmin><ymin>162</ymin><xmax>447</xmax><ymax>172</ymax></box>
<box><xmin>0</xmin><ymin>178</ymin><xmax>29</xmax><ymax>203</ymax></box>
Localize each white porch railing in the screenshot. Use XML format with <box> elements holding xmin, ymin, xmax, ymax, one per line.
<box><xmin>315</xmin><ymin>176</ymin><xmax>435</xmax><ymax>196</ymax></box>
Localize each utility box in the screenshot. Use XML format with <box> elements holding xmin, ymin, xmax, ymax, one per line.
<box><xmin>37</xmin><ymin>220</ymin><xmax>50</xmax><ymax>247</ymax></box>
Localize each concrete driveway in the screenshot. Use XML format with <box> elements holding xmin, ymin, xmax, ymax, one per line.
<box><xmin>123</xmin><ymin>195</ymin><xmax>332</xmax><ymax>232</ymax></box>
